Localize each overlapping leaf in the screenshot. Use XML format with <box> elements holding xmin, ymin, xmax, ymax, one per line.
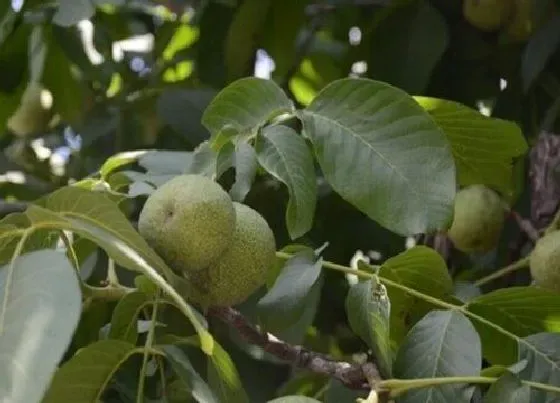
<box><xmin>301</xmin><ymin>78</ymin><xmax>456</xmax><ymax>235</ymax></box>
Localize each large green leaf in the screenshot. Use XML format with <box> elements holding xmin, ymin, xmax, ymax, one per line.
<box><xmin>207</xmin><ymin>341</ymin><xmax>249</xmax><ymax>403</ymax></box>
<box><xmin>42</xmin><ymin>340</ymin><xmax>137</xmax><ymax>402</ymax></box>
<box><xmin>394</xmin><ymin>310</ymin><xmax>481</xmax><ymax>403</ymax></box>
<box><xmin>368</xmin><ymin>0</ymin><xmax>448</xmax><ymax>94</ymax></box>
<box><xmin>257</xmin><ymin>249</ymin><xmax>322</xmax><ymax>333</ymax></box>
<box><xmin>23</xmin><ymin>186</ymin><xmax>212</xmax><ymax>352</ymax></box>
<box><xmin>163</xmin><ymin>345</ymin><xmax>220</xmax><ymax>403</ymax></box>
<box><xmin>0</xmin><ymin>250</ymin><xmax>82</xmax><ymax>403</ymax></box>
<box><xmin>301</xmin><ymin>78</ymin><xmax>455</xmax><ymax>235</ymax></box>
<box><xmin>225</xmin><ymin>0</ymin><xmax>272</xmax><ymax>81</ymax></box>
<box><xmin>202</xmin><ymin>77</ymin><xmax>293</xmax><ymax>138</ymax></box>
<box><xmin>255</xmin><ymin>125</ymin><xmax>317</xmax><ymax>239</ymax></box>
<box><xmin>345</xmin><ymin>277</ymin><xmax>392</xmax><ymax>378</ymax></box>
<box><xmin>465</xmin><ymin>287</ymin><xmax>560</xmax><ymax>365</ymax></box>
<box><xmin>415</xmin><ymin>96</ymin><xmax>527</xmax><ymax>194</ymax></box>
<box><xmin>517</xmin><ymin>332</ymin><xmax>560</xmax><ymax>402</ymax></box>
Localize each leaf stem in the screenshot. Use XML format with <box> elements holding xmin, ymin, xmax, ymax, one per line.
<box><xmin>137</xmin><ymin>292</ymin><xmax>160</xmax><ymax>403</ymax></box>
<box><xmin>473</xmin><ymin>257</ymin><xmax>530</xmax><ymax>287</ymax></box>
<box><xmin>83</xmin><ymin>284</ymin><xmax>134</xmax><ymax>301</ymax></box>
<box><xmin>106</xmin><ymin>258</ymin><xmax>120</xmax><ymax>286</ymax></box>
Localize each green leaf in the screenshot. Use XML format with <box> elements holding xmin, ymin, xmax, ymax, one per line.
<box><xmin>42</xmin><ymin>339</ymin><xmax>137</xmax><ymax>402</ymax></box>
<box><xmin>517</xmin><ymin>332</ymin><xmax>560</xmax><ymax>402</ymax></box>
<box><xmin>53</xmin><ymin>0</ymin><xmax>95</xmax><ymax>27</ymax></box>
<box><xmin>415</xmin><ymin>96</ymin><xmax>528</xmax><ymax>195</ymax></box>
<box><xmin>394</xmin><ymin>310</ymin><xmax>482</xmax><ymax>403</ymax></box>
<box><xmin>465</xmin><ymin>287</ymin><xmax>560</xmax><ymax>365</ymax></box>
<box><xmin>230</xmin><ymin>141</ymin><xmax>258</xmax><ymax>202</ymax></box>
<box><xmin>186</xmin><ymin>141</ymin><xmax>219</xmax><ymax>177</ymax></box>
<box><xmin>43</xmin><ymin>25</ymin><xmax>84</xmax><ymax>124</ymax></box>
<box><xmin>163</xmin><ymin>345</ymin><xmax>220</xmax><ymax>403</ymax></box>
<box><xmin>379</xmin><ymin>246</ymin><xmax>453</xmax><ymax>344</ymax></box>
<box><xmin>257</xmin><ymin>249</ymin><xmax>322</xmax><ymax>333</ymax></box>
<box><xmin>368</xmin><ymin>0</ymin><xmax>448</xmax><ymax>94</ymax></box>
<box><xmin>99</xmin><ymin>150</ymin><xmax>147</xmax><ymax>179</ymax></box>
<box><xmin>156</xmin><ymin>89</ymin><xmax>216</xmax><ymax>146</ymax></box>
<box><xmin>483</xmin><ymin>371</ymin><xmax>530</xmax><ymax>403</ymax></box>
<box><xmin>268</xmin><ymin>397</ymin><xmax>322</xmax><ymax>403</ymax></box>
<box><xmin>301</xmin><ymin>78</ymin><xmax>455</xmax><ymax>236</ymax></box>
<box><xmin>207</xmin><ymin>341</ymin><xmax>249</xmax><ymax>403</ymax></box>
<box><xmin>521</xmin><ymin>15</ymin><xmax>560</xmax><ymax>92</ymax></box>
<box><xmin>138</xmin><ymin>150</ymin><xmax>192</xmax><ymax>175</ymax></box>
<box><xmin>202</xmin><ymin>77</ymin><xmax>293</xmax><ymax>138</ymax></box>
<box><xmin>0</xmin><ymin>250</ymin><xmax>82</xmax><ymax>403</ymax></box>
<box><xmin>345</xmin><ymin>277</ymin><xmax>392</xmax><ymax>378</ymax></box>
<box><xmin>256</xmin><ymin>125</ymin><xmax>317</xmax><ymax>239</ymax></box>
<box><xmin>108</xmin><ymin>291</ymin><xmax>150</xmax><ymax>344</ymax></box>
<box><xmin>225</xmin><ymin>0</ymin><xmax>272</xmax><ymax>81</ymax></box>
<box><xmin>24</xmin><ymin>186</ymin><xmax>212</xmax><ymax>353</ymax></box>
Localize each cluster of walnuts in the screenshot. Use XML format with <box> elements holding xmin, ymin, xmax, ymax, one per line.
<box><xmin>138</xmin><ymin>174</ymin><xmax>276</xmax><ymax>308</ymax></box>
<box><xmin>447</xmin><ymin>185</ymin><xmax>560</xmax><ymax>292</ymax></box>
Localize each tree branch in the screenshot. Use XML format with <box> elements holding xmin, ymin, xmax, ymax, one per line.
<box><xmin>208</xmin><ymin>306</ymin><xmax>380</xmax><ymax>391</ymax></box>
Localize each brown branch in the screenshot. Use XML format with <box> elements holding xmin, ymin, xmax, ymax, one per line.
<box><xmin>509</xmin><ymin>210</ymin><xmax>540</xmax><ymax>243</ymax></box>
<box><xmin>208</xmin><ymin>306</ymin><xmax>380</xmax><ymax>391</ymax></box>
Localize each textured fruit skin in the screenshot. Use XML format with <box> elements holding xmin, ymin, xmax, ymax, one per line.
<box><xmin>530</xmin><ymin>231</ymin><xmax>560</xmax><ymax>292</ymax></box>
<box><xmin>187</xmin><ymin>202</ymin><xmax>276</xmax><ymax>308</ymax></box>
<box><xmin>463</xmin><ymin>0</ymin><xmax>511</xmax><ymax>31</ymax></box>
<box><xmin>447</xmin><ymin>184</ymin><xmax>505</xmax><ymax>252</ymax></box>
<box><xmin>138</xmin><ymin>174</ymin><xmax>235</xmax><ymax>272</ymax></box>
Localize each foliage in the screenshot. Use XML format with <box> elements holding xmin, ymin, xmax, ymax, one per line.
<box><xmin>1</xmin><ymin>0</ymin><xmax>560</xmax><ymax>402</ymax></box>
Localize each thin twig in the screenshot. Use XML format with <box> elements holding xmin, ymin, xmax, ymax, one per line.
<box><xmin>509</xmin><ymin>210</ymin><xmax>540</xmax><ymax>242</ymax></box>
<box><xmin>473</xmin><ymin>256</ymin><xmax>531</xmax><ymax>287</ymax></box>
<box><xmin>208</xmin><ymin>306</ymin><xmax>378</xmax><ymax>390</ymax></box>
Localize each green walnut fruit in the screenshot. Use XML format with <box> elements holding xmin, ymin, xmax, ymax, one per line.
<box><xmin>446</xmin><ymin>184</ymin><xmax>506</xmax><ymax>253</ymax></box>
<box><xmin>186</xmin><ymin>202</ymin><xmax>276</xmax><ymax>308</ymax></box>
<box><xmin>7</xmin><ymin>82</ymin><xmax>54</xmax><ymax>137</ymax></box>
<box><xmin>502</xmin><ymin>0</ymin><xmax>533</xmax><ymax>42</ymax></box>
<box><xmin>530</xmin><ymin>231</ymin><xmax>560</xmax><ymax>292</ymax></box>
<box><xmin>463</xmin><ymin>0</ymin><xmax>511</xmax><ymax>31</ymax></box>
<box><xmin>138</xmin><ymin>174</ymin><xmax>236</xmax><ymax>272</ymax></box>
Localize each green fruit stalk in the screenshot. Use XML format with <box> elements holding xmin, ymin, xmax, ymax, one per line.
<box><xmin>530</xmin><ymin>231</ymin><xmax>560</xmax><ymax>292</ymax></box>
<box><xmin>447</xmin><ymin>184</ymin><xmax>506</xmax><ymax>253</ymax></box>
<box><xmin>138</xmin><ymin>174</ymin><xmax>236</xmax><ymax>272</ymax></box>
<box><xmin>186</xmin><ymin>202</ymin><xmax>276</xmax><ymax>308</ymax></box>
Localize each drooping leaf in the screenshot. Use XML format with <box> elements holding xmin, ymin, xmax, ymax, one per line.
<box><xmin>0</xmin><ymin>250</ymin><xmax>82</xmax><ymax>403</ymax></box>
<box><xmin>156</xmin><ymin>89</ymin><xmax>216</xmax><ymax>146</ymax></box>
<box><xmin>483</xmin><ymin>371</ymin><xmax>530</xmax><ymax>403</ymax></box>
<box><xmin>368</xmin><ymin>0</ymin><xmax>449</xmax><ymax>94</ymax></box>
<box><xmin>379</xmin><ymin>246</ymin><xmax>453</xmax><ymax>344</ymax></box>
<box><xmin>108</xmin><ymin>291</ymin><xmax>150</xmax><ymax>344</ymax></box>
<box><xmin>230</xmin><ymin>141</ymin><xmax>258</xmax><ymax>202</ymax></box>
<box><xmin>186</xmin><ymin>140</ymin><xmax>219</xmax><ymax>177</ymax></box>
<box><xmin>415</xmin><ymin>96</ymin><xmax>528</xmax><ymax>195</ymax></box>
<box><xmin>202</xmin><ymin>77</ymin><xmax>293</xmax><ymax>139</ymax></box>
<box><xmin>24</xmin><ymin>186</ymin><xmax>212</xmax><ymax>352</ymax></box>
<box><xmin>465</xmin><ymin>287</ymin><xmax>560</xmax><ymax>365</ymax></box>
<box><xmin>225</xmin><ymin>0</ymin><xmax>272</xmax><ymax>81</ymax></box>
<box><xmin>42</xmin><ymin>340</ymin><xmax>138</xmax><ymax>402</ymax></box>
<box><xmin>394</xmin><ymin>310</ymin><xmax>482</xmax><ymax>403</ymax></box>
<box><xmin>257</xmin><ymin>249</ymin><xmax>322</xmax><ymax>333</ymax></box>
<box><xmin>163</xmin><ymin>345</ymin><xmax>220</xmax><ymax>403</ymax></box>
<box><xmin>345</xmin><ymin>277</ymin><xmax>392</xmax><ymax>378</ymax></box>
<box><xmin>301</xmin><ymin>78</ymin><xmax>455</xmax><ymax>236</ymax></box>
<box><xmin>256</xmin><ymin>125</ymin><xmax>317</xmax><ymax>239</ymax></box>
<box><xmin>517</xmin><ymin>332</ymin><xmax>560</xmax><ymax>403</ymax></box>
<box><xmin>207</xmin><ymin>340</ymin><xmax>249</xmax><ymax>403</ymax></box>
<box><xmin>521</xmin><ymin>15</ymin><xmax>560</xmax><ymax>92</ymax></box>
